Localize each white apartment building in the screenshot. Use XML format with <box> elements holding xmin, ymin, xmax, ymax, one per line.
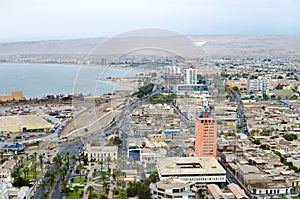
<box><xmin>183</xmin><ymin>68</ymin><xmax>197</xmax><ymax>84</ymax></box>
<box><xmin>166</xmin><ymin>65</ymin><xmax>181</xmax><ymax>75</ymax></box>
<box><xmin>247</xmin><ymin>77</ymin><xmax>270</xmax><ymax>94</ymax></box>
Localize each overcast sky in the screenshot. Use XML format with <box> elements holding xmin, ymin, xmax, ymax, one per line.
<box><xmin>0</xmin><ymin>0</ymin><xmax>299</xmax><ymax>42</ymax></box>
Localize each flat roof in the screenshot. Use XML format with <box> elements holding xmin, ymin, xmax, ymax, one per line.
<box><xmin>157</xmin><ymin>157</ymin><xmax>226</xmax><ymax>176</ymax></box>
<box><xmin>85</xmin><ymin>144</ymin><xmax>118</xmax><ymax>153</ymax></box>
<box><xmin>156</xmin><ymin>178</ymin><xmax>194</xmax><ymax>189</ymax></box>
<box><xmin>0</xmin><ymin>115</ymin><xmax>52</xmax><ymax>132</ymax></box>
<box><xmin>238</xmin><ymin>164</ymin><xmax>260</xmax><ymax>174</ymax></box>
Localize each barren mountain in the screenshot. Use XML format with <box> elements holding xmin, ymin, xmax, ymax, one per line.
<box><xmin>0</xmin><ymin>35</ymin><xmax>299</xmax><ymax>57</ymax></box>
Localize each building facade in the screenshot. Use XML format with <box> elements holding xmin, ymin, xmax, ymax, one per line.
<box><xmin>85</xmin><ymin>144</ymin><xmax>118</xmax><ymax>162</ymax></box>
<box><xmin>156</xmin><ymin>157</ymin><xmax>226</xmax><ymax>186</ymax></box>
<box><xmin>247</xmin><ymin>77</ymin><xmax>270</xmax><ymax>95</ymax></box>
<box><xmin>173</xmin><ymin>84</ymin><xmax>208</xmax><ymax>96</ymax></box>
<box><xmin>183</xmin><ymin>68</ymin><xmax>197</xmax><ymax>84</ymax></box>
<box><xmin>150</xmin><ymin>178</ymin><xmax>197</xmax><ymax>199</ymax></box>
<box><xmin>195</xmin><ymin>109</ymin><xmax>217</xmax><ymax>158</ymax></box>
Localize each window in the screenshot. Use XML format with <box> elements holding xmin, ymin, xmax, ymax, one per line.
<box><xmin>173</xmin><ymin>189</ymin><xmax>179</xmax><ymax>193</ymax></box>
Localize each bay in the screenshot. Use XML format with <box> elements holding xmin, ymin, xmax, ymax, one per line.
<box><xmin>0</xmin><ymin>63</ymin><xmax>135</xmax><ymax>98</ymax></box>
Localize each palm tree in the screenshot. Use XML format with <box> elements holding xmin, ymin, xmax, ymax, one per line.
<box><xmin>119</xmin><ymin>189</ymin><xmax>126</xmax><ymax>199</ymax></box>
<box><xmin>45</xmin><ymin>164</ymin><xmax>51</xmax><ymax>171</ymax></box>
<box><xmin>99</xmin><ymin>160</ymin><xmax>104</xmax><ymax>172</ymax></box>
<box><xmin>120</xmin><ymin>180</ymin><xmax>126</xmax><ymax>189</ymax></box>
<box><xmin>120</xmin><ymin>157</ymin><xmax>126</xmax><ymax>170</ymax></box>
<box><xmin>0</xmin><ymin>151</ymin><xmax>4</xmax><ymax>160</ymax></box>
<box><xmin>65</xmin><ymin>151</ymin><xmax>70</xmax><ymax>168</ymax></box>
<box><xmin>38</xmin><ymin>154</ymin><xmax>44</xmax><ymax>173</ymax></box>
<box><xmin>13</xmin><ymin>154</ymin><xmax>18</xmax><ymax>166</ymax></box>
<box><xmin>60</xmin><ymin>180</ymin><xmax>68</xmax><ymax>194</ymax></box>
<box><xmin>77</xmin><ymin>164</ymin><xmax>84</xmax><ymax>180</ymax></box>
<box><xmin>103</xmin><ymin>181</ymin><xmax>109</xmax><ymax>194</ymax></box>
<box><xmin>71</xmin><ymin>154</ymin><xmax>76</xmax><ymax>164</ymax></box>
<box><xmin>74</xmin><ymin>186</ymin><xmax>80</xmax><ymax>197</ymax></box>
<box><xmin>39</xmin><ymin>180</ymin><xmax>46</xmax><ymax>193</ymax></box>
<box><xmin>23</xmin><ymin>166</ymin><xmax>29</xmax><ymax>179</ymax></box>
<box><xmin>100</xmin><ymin>171</ymin><xmax>109</xmax><ymax>191</ymax></box>
<box><xmin>33</xmin><ymin>152</ymin><xmax>37</xmax><ymax>162</ymax></box>
<box><xmin>113</xmin><ymin>169</ymin><xmax>121</xmax><ymax>187</ymax></box>
<box><xmin>53</xmin><ymin>154</ymin><xmax>62</xmax><ymax>171</ymax></box>
<box><xmin>46</xmin><ymin>170</ymin><xmax>55</xmax><ymax>186</ymax></box>
<box><xmin>20</xmin><ymin>156</ymin><xmax>24</xmax><ymax>165</ymax></box>
<box><xmin>59</xmin><ymin>166</ymin><xmax>68</xmax><ymax>181</ymax></box>
<box><xmin>31</xmin><ymin>162</ymin><xmax>38</xmax><ymax>181</ymax></box>
<box><xmin>120</xmin><ymin>171</ymin><xmax>126</xmax><ymax>181</ymax></box>
<box><xmin>87</xmin><ymin>185</ymin><xmax>94</xmax><ymax>194</ymax></box>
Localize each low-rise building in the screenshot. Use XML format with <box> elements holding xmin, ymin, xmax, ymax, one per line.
<box><xmin>85</xmin><ymin>144</ymin><xmax>118</xmax><ymax>162</ymax></box>
<box><xmin>156</xmin><ymin>157</ymin><xmax>226</xmax><ymax>188</ymax></box>
<box><xmin>150</xmin><ymin>178</ymin><xmax>197</xmax><ymax>199</ymax></box>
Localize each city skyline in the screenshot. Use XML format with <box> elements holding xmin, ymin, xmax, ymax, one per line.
<box><xmin>0</xmin><ymin>0</ymin><xmax>299</xmax><ymax>42</ymax></box>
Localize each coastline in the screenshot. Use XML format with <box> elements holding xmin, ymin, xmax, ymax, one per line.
<box><xmin>0</xmin><ymin>62</ymin><xmax>145</xmax><ymax>99</ymax></box>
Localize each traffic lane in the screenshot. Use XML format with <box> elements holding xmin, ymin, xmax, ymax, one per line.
<box><xmin>49</xmin><ymin>140</ymin><xmax>82</xmax><ymax>199</ymax></box>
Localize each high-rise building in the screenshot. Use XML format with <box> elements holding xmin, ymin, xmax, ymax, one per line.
<box><xmin>247</xmin><ymin>77</ymin><xmax>270</xmax><ymax>94</ymax></box>
<box><xmin>195</xmin><ymin>108</ymin><xmax>217</xmax><ymax>158</ymax></box>
<box><xmin>166</xmin><ymin>65</ymin><xmax>181</xmax><ymax>75</ymax></box>
<box><xmin>183</xmin><ymin>68</ymin><xmax>197</xmax><ymax>84</ymax></box>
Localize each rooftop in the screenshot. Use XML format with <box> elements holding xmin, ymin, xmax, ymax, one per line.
<box><xmin>157</xmin><ymin>157</ymin><xmax>225</xmax><ymax>176</ymax></box>
<box><xmin>156</xmin><ymin>178</ymin><xmax>195</xmax><ymax>189</ymax></box>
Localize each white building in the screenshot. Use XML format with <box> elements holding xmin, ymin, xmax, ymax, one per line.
<box><xmin>247</xmin><ymin>77</ymin><xmax>270</xmax><ymax>95</ymax></box>
<box><xmin>183</xmin><ymin>68</ymin><xmax>197</xmax><ymax>84</ymax></box>
<box><xmin>0</xmin><ymin>183</ymin><xmax>29</xmax><ymax>199</ymax></box>
<box><xmin>150</xmin><ymin>178</ymin><xmax>197</xmax><ymax>199</ymax></box>
<box><xmin>156</xmin><ymin>157</ymin><xmax>226</xmax><ymax>187</ymax></box>
<box><xmin>167</xmin><ymin>66</ymin><xmax>181</xmax><ymax>75</ymax></box>
<box><xmin>85</xmin><ymin>144</ymin><xmax>118</xmax><ymax>162</ymax></box>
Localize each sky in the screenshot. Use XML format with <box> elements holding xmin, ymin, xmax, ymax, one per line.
<box><xmin>0</xmin><ymin>0</ymin><xmax>299</xmax><ymax>42</ymax></box>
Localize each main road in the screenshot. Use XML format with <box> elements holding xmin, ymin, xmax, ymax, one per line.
<box><xmin>230</xmin><ymin>88</ymin><xmax>249</xmax><ymax>136</ymax></box>
<box><xmin>33</xmin><ymin>139</ymin><xmax>83</xmax><ymax>199</ymax></box>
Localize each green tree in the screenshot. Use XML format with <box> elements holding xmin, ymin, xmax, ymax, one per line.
<box><xmin>283</xmin><ymin>133</ymin><xmax>298</xmax><ymax>141</ymax></box>
<box><xmin>23</xmin><ymin>167</ymin><xmax>29</xmax><ymax>179</ymax></box>
<box><xmin>252</xmin><ymin>139</ymin><xmax>261</xmax><ymax>145</ymax></box>
<box><xmin>137</xmin><ymin>183</ymin><xmax>151</xmax><ymax>199</ymax></box>
<box><xmin>38</xmin><ymin>154</ymin><xmax>44</xmax><ymax>173</ymax></box>
<box><xmin>74</xmin><ymin>186</ymin><xmax>80</xmax><ymax>197</ymax></box>
<box><xmin>39</xmin><ymin>180</ymin><xmax>46</xmax><ymax>193</ymax></box>
<box><xmin>77</xmin><ymin>164</ymin><xmax>84</xmax><ymax>180</ymax></box>
<box><xmin>59</xmin><ymin>166</ymin><xmax>68</xmax><ymax>181</ymax></box>
<box><xmin>99</xmin><ymin>160</ymin><xmax>104</xmax><ymax>172</ymax></box>
<box><xmin>0</xmin><ymin>151</ymin><xmax>4</xmax><ymax>160</ymax></box>
<box><xmin>87</xmin><ymin>185</ymin><xmax>94</xmax><ymax>194</ymax></box>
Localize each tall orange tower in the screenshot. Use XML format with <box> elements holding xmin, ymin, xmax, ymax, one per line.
<box><xmin>195</xmin><ymin>108</ymin><xmax>217</xmax><ymax>158</ymax></box>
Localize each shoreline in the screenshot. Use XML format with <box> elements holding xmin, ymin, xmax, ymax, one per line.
<box><xmin>0</xmin><ymin>61</ymin><xmax>149</xmax><ymax>73</ymax></box>
<box><xmin>0</xmin><ymin>62</ymin><xmax>148</xmax><ymax>99</ymax></box>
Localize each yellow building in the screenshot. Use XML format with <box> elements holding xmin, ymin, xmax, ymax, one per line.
<box><xmin>0</xmin><ymin>91</ymin><xmax>24</xmax><ymax>102</ymax></box>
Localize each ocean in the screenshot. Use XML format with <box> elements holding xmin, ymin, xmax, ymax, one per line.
<box><xmin>0</xmin><ymin>63</ymin><xmax>135</xmax><ymax>98</ymax></box>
